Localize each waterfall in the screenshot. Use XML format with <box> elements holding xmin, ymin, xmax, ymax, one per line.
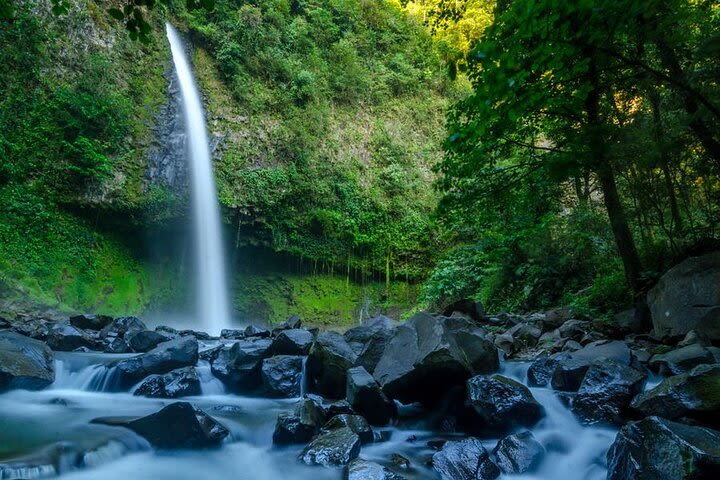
<box><xmin>166</xmin><ymin>24</ymin><xmax>232</xmax><ymax>334</ymax></box>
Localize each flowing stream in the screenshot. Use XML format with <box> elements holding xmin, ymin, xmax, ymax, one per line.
<box><xmin>0</xmin><ymin>353</ymin><xmax>616</xmax><ymax>480</ymax></box>
<box><xmin>166</xmin><ymin>24</ymin><xmax>231</xmax><ymax>334</ymax></box>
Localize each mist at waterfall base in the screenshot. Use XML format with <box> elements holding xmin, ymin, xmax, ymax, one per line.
<box><xmin>0</xmin><ymin>353</ymin><xmax>616</xmax><ymax>480</ymax></box>
<box><xmin>162</xmin><ymin>24</ymin><xmax>232</xmax><ymax>335</ymax></box>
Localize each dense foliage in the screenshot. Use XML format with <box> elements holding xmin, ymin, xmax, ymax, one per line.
<box><xmin>181</xmin><ymin>0</ymin><xmax>458</xmax><ymax>283</ymax></box>
<box><xmin>424</xmin><ymin>0</ymin><xmax>720</xmax><ymax>315</ymax></box>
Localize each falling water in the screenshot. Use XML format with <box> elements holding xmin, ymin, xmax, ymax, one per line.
<box><xmin>166</xmin><ymin>24</ymin><xmax>231</xmax><ymax>334</ymax></box>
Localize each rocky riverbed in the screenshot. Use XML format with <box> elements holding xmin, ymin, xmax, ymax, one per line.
<box><xmin>1</xmin><ymin>268</ymin><xmax>720</xmax><ymax>480</ymax></box>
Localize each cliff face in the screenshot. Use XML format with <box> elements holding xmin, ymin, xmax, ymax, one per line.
<box><xmin>1</xmin><ymin>0</ymin><xmax>455</xmax><ymax>323</ymax></box>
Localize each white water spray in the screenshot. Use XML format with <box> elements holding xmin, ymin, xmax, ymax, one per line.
<box><xmin>166</xmin><ymin>24</ymin><xmax>231</xmax><ymax>334</ymax></box>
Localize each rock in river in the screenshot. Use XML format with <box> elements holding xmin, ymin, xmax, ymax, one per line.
<box><xmin>211</xmin><ymin>337</ymin><xmax>272</xmax><ymax>392</ymax></box>
<box><xmin>299</xmin><ymin>426</ymin><xmax>361</xmax><ymax>466</ymax></box>
<box><xmin>373</xmin><ymin>313</ymin><xmax>499</xmax><ymax>405</ymax></box>
<box><xmin>306</xmin><ymin>331</ymin><xmax>358</xmax><ymax>399</ymax></box>
<box><xmin>572</xmin><ymin>359</ymin><xmax>646</xmax><ymax>426</ymax></box>
<box><xmin>345</xmin><ymin>458</ymin><xmax>407</xmax><ymax>480</ymax></box>
<box><xmin>461</xmin><ymin>374</ymin><xmax>544</xmax><ymax>435</ymax></box>
<box><xmin>432</xmin><ymin>437</ymin><xmax>500</xmax><ymax>480</ymax></box>
<box><xmin>133</xmin><ymin>366</ymin><xmax>201</xmax><ymax>398</ymax></box>
<box><xmin>607</xmin><ymin>416</ymin><xmax>720</xmax><ymax>480</ymax></box>
<box><xmin>630</xmin><ymin>363</ymin><xmax>720</xmax><ymax>428</ymax></box>
<box><xmin>493</xmin><ymin>431</ymin><xmax>545</xmax><ymax>474</ymax></box>
<box><xmin>260</xmin><ymin>355</ymin><xmax>304</xmax><ymax>398</ymax></box>
<box><xmin>346</xmin><ymin>366</ymin><xmax>396</xmax><ymax>426</ymax></box>
<box><xmin>94</xmin><ymin>402</ymin><xmax>228</xmax><ymax>449</ymax></box>
<box><xmin>113</xmin><ymin>336</ymin><xmax>199</xmax><ymax>390</ymax></box>
<box><xmin>0</xmin><ymin>331</ymin><xmax>55</xmax><ymax>391</ymax></box>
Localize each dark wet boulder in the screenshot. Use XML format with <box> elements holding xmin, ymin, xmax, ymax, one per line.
<box><xmin>345</xmin><ymin>459</ymin><xmax>408</xmax><ymax>480</ymax></box>
<box><xmin>607</xmin><ymin>416</ymin><xmax>720</xmax><ymax>480</ymax></box>
<box><xmin>551</xmin><ymin>340</ymin><xmax>632</xmax><ymax>391</ymax></box>
<box><xmin>100</xmin><ymin>317</ymin><xmax>147</xmax><ymax>339</ymax></box>
<box><xmin>355</xmin><ymin>327</ymin><xmax>395</xmax><ymax>374</ymax></box>
<box><xmin>305</xmin><ymin>393</ymin><xmax>354</xmax><ymax>418</ymax></box>
<box><xmin>630</xmin><ymin>363</ymin><xmax>720</xmax><ymax>428</ymax></box>
<box><xmin>344</xmin><ymin>316</ymin><xmax>395</xmax><ymax>351</ymax></box>
<box><xmin>558</xmin><ymin>320</ymin><xmax>590</xmax><ymax>341</ymax></box>
<box><xmin>46</xmin><ymin>323</ymin><xmax>97</xmax><ymax>351</ymax></box>
<box><xmin>572</xmin><ymin>360</ymin><xmax>647</xmax><ymax>426</ymax></box>
<box><xmin>306</xmin><ymin>331</ymin><xmax>358</xmax><ymax>398</ymax></box>
<box><xmin>493</xmin><ymin>431</ymin><xmax>545</xmax><ymax>474</ymax></box>
<box><xmin>272</xmin><ymin>397</ymin><xmax>325</xmax><ymax>445</ymax></box>
<box><xmin>210</xmin><ymin>337</ymin><xmax>272</xmax><ymax>392</ymax></box>
<box><xmin>373</xmin><ymin>313</ymin><xmax>499</xmax><ymax>405</ymax></box>
<box><xmin>527</xmin><ymin>353</ymin><xmax>569</xmax><ymax>387</ymax></box>
<box><xmin>322</xmin><ymin>414</ymin><xmax>373</xmax><ymax>444</ymax></box>
<box><xmin>442</xmin><ymin>299</ymin><xmax>486</xmax><ymax>322</ymax></box>
<box><xmin>432</xmin><ymin>437</ymin><xmax>500</xmax><ymax>480</ymax></box>
<box><xmin>113</xmin><ymin>336</ymin><xmax>199</xmax><ymax>390</ymax></box>
<box><xmin>648</xmin><ymin>343</ymin><xmax>716</xmax><ymax>376</ymax></box>
<box><xmin>647</xmin><ymin>251</ymin><xmax>720</xmax><ymax>341</ymax></box>
<box><xmin>11</xmin><ymin>318</ymin><xmax>50</xmax><ymax>341</ymax></box>
<box><xmin>0</xmin><ymin>331</ymin><xmax>55</xmax><ymax>391</ymax></box>
<box><xmin>69</xmin><ymin>314</ymin><xmax>113</xmax><ymax>331</ymax></box>
<box><xmin>220</xmin><ymin>329</ymin><xmax>245</xmax><ymax>340</ymax></box>
<box><xmin>461</xmin><ymin>374</ymin><xmax>544</xmax><ymax>435</ymax></box>
<box><xmin>270</xmin><ymin>329</ymin><xmax>313</xmax><ymax>356</ymax></box>
<box><xmin>346</xmin><ymin>366</ymin><xmax>396</xmax><ymax>426</ymax></box>
<box><xmin>299</xmin><ymin>426</ymin><xmax>361</xmax><ymax>466</ymax></box>
<box><xmin>126</xmin><ymin>330</ymin><xmax>172</xmax><ymax>353</ymax></box>
<box><xmin>244</xmin><ymin>325</ymin><xmax>271</xmax><ymax>338</ymax></box>
<box><xmin>505</xmin><ymin>323</ymin><xmax>542</xmax><ymax>349</ymax></box>
<box><xmin>133</xmin><ymin>367</ymin><xmax>201</xmax><ymax>398</ymax></box>
<box><xmin>106</xmin><ymin>402</ymin><xmax>228</xmax><ymax>449</ymax></box>
<box><xmin>260</xmin><ymin>355</ymin><xmax>304</xmax><ymax>398</ymax></box>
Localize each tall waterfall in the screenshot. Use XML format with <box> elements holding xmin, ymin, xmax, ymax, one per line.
<box><xmin>166</xmin><ymin>24</ymin><xmax>231</xmax><ymax>333</ymax></box>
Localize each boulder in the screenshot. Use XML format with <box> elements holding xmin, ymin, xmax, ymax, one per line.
<box><xmin>272</xmin><ymin>397</ymin><xmax>325</xmax><ymax>445</ymax></box>
<box><xmin>461</xmin><ymin>374</ymin><xmax>544</xmax><ymax>435</ymax></box>
<box><xmin>648</xmin><ymin>343</ymin><xmax>716</xmax><ymax>375</ymax></box>
<box><xmin>299</xmin><ymin>426</ymin><xmax>361</xmax><ymax>466</ymax></box>
<box><xmin>505</xmin><ymin>323</ymin><xmax>542</xmax><ymax>349</ymax></box>
<box><xmin>494</xmin><ymin>333</ymin><xmax>515</xmax><ymax>355</ymax></box>
<box><xmin>432</xmin><ymin>438</ymin><xmax>500</xmax><ymax>480</ymax></box>
<box><xmin>607</xmin><ymin>416</ymin><xmax>720</xmax><ymax>480</ymax></box>
<box><xmin>210</xmin><ymin>337</ymin><xmax>272</xmax><ymax>392</ymax></box>
<box><xmin>346</xmin><ymin>366</ymin><xmax>396</xmax><ymax>426</ymax></box>
<box><xmin>630</xmin><ymin>363</ymin><xmax>720</xmax><ymax>428</ymax></box>
<box><xmin>244</xmin><ymin>325</ymin><xmax>271</xmax><ymax>338</ymax></box>
<box><xmin>345</xmin><ymin>459</ymin><xmax>407</xmax><ymax>480</ymax></box>
<box><xmin>322</xmin><ymin>414</ymin><xmax>373</xmax><ymax>444</ymax></box>
<box><xmin>270</xmin><ymin>329</ymin><xmax>313</xmax><ymax>356</ymax></box>
<box><xmin>373</xmin><ymin>313</ymin><xmax>499</xmax><ymax>405</ymax></box>
<box><xmin>527</xmin><ymin>354</ymin><xmax>569</xmax><ymax>387</ymax></box>
<box><xmin>0</xmin><ymin>331</ymin><xmax>55</xmax><ymax>391</ymax></box>
<box><xmin>344</xmin><ymin>316</ymin><xmax>395</xmax><ymax>353</ymax></box>
<box><xmin>99</xmin><ymin>402</ymin><xmax>228</xmax><ymax>449</ymax></box>
<box><xmin>306</xmin><ymin>331</ymin><xmax>358</xmax><ymax>398</ymax></box>
<box><xmin>610</xmin><ymin>309</ymin><xmax>644</xmax><ymax>336</ymax></box>
<box><xmin>133</xmin><ymin>367</ymin><xmax>201</xmax><ymax>398</ymax></box>
<box><xmin>100</xmin><ymin>317</ymin><xmax>147</xmax><ymax>339</ymax></box>
<box><xmin>69</xmin><ymin>314</ymin><xmax>113</xmax><ymax>331</ymax></box>
<box><xmin>677</xmin><ymin>329</ymin><xmax>711</xmax><ymax>348</ymax></box>
<box><xmin>492</xmin><ymin>431</ymin><xmax>544</xmax><ymax>474</ymax></box>
<box><xmin>46</xmin><ymin>323</ymin><xmax>96</xmax><ymax>351</ymax></box>
<box><xmin>355</xmin><ymin>327</ymin><xmax>395</xmax><ymax>374</ymax></box>
<box><xmin>304</xmin><ymin>393</ymin><xmax>354</xmax><ymax>418</ymax></box>
<box><xmin>572</xmin><ymin>359</ymin><xmax>646</xmax><ymax>425</ymax></box>
<box><xmin>220</xmin><ymin>329</ymin><xmax>245</xmax><ymax>340</ymax></box>
<box><xmin>442</xmin><ymin>299</ymin><xmax>486</xmax><ymax>322</ymax></box>
<box><xmin>126</xmin><ymin>330</ymin><xmax>171</xmax><ymax>353</ymax></box>
<box><xmin>551</xmin><ymin>340</ymin><xmax>632</xmax><ymax>391</ymax></box>
<box><xmin>558</xmin><ymin>320</ymin><xmax>590</xmax><ymax>341</ymax></box>
<box><xmin>12</xmin><ymin>318</ymin><xmax>50</xmax><ymax>341</ymax></box>
<box><xmin>260</xmin><ymin>355</ymin><xmax>304</xmax><ymax>398</ymax></box>
<box><xmin>113</xmin><ymin>337</ymin><xmax>199</xmax><ymax>390</ymax></box>
<box><xmin>647</xmin><ymin>252</ymin><xmax>720</xmax><ymax>341</ymax></box>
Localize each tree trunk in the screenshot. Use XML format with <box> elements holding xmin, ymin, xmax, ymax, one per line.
<box><xmin>585</xmin><ymin>55</ymin><xmax>644</xmax><ymax>294</ymax></box>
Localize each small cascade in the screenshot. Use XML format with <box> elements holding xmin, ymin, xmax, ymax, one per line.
<box><xmin>51</xmin><ymin>360</ymin><xmax>120</xmax><ymax>392</ymax></box>
<box><xmin>196</xmin><ymin>360</ymin><xmax>225</xmax><ymax>395</ymax></box>
<box><xmin>299</xmin><ymin>356</ymin><xmax>309</xmax><ymax>397</ymax></box>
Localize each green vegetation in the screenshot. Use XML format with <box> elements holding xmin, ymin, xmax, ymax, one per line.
<box><xmin>424</xmin><ymin>0</ymin><xmax>720</xmax><ymax>317</ymax></box>
<box><xmin>2</xmin><ymin>0</ymin><xmax>719</xmax><ymax>323</ymax></box>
